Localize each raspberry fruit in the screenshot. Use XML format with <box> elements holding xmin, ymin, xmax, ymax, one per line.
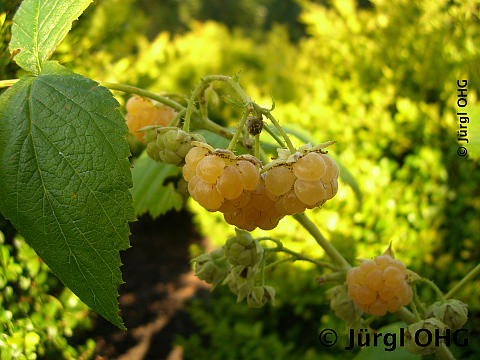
<box><xmin>125</xmin><ymin>96</ymin><xmax>177</xmax><ymax>141</ymax></box>
<box><xmin>265</xmin><ymin>166</ymin><xmax>295</xmax><ymax>196</ymax></box>
<box><xmin>292</xmin><ymin>152</ymin><xmax>326</xmax><ymax>181</ymax></box>
<box><xmin>346</xmin><ymin>254</ymin><xmax>412</xmax><ymax>316</ymax></box>
<box><xmin>183</xmin><ymin>146</ymin><xmax>278</xmax><ymax>231</ymax></box>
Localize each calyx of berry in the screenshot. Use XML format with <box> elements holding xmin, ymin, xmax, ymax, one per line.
<box><xmin>405</xmin><ymin>318</ymin><xmax>448</xmax><ymax>355</ymax></box>
<box><xmin>224</xmin><ymin>232</ymin><xmax>264</xmax><ymax>267</ymax></box>
<box><xmin>426</xmin><ymin>299</ymin><xmax>468</xmax><ymax>330</ymax></box>
<box><xmin>193</xmin><ymin>248</ymin><xmax>230</xmax><ymax>289</ymax></box>
<box><xmin>247</xmin><ymin>285</ymin><xmax>275</xmax><ymax>308</ymax></box>
<box><xmin>329</xmin><ymin>285</ymin><xmax>363</xmax><ymax>324</ymax></box>
<box><xmin>146</xmin><ymin>127</ymin><xmax>206</xmax><ymax>166</ymax></box>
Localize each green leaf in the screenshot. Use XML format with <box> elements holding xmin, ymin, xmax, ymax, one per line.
<box><xmin>131</xmin><ymin>154</ymin><xmax>183</xmax><ymax>218</ymax></box>
<box><xmin>466</xmin><ymin>104</ymin><xmax>480</xmax><ymax>160</ymax></box>
<box><xmin>0</xmin><ymin>73</ymin><xmax>134</xmax><ymax>329</ymax></box>
<box><xmin>9</xmin><ymin>0</ymin><xmax>93</xmax><ymax>74</ymax></box>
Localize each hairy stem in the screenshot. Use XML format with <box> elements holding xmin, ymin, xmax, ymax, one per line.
<box><xmin>446</xmin><ymin>263</ymin><xmax>480</xmax><ymax>299</ymax></box>
<box><xmin>258</xmin><ymin>237</ymin><xmax>335</xmax><ymax>269</ymax></box>
<box><xmin>394</xmin><ymin>306</ymin><xmax>416</xmax><ymax>324</ymax></box>
<box><xmin>261</xmin><ymin>111</ymin><xmax>296</xmax><ymax>153</ymax></box>
<box><xmin>100</xmin><ymin>82</ymin><xmax>183</xmax><ymax>111</ymax></box>
<box><xmin>414</xmin><ymin>278</ymin><xmax>445</xmax><ymax>301</ymax></box>
<box><xmin>293</xmin><ymin>213</ymin><xmax>351</xmax><ymax>269</ymax></box>
<box><xmin>183</xmin><ymin>81</ymin><xmax>210</xmax><ymax>132</ymax></box>
<box><xmin>170</xmin><ymin>108</ymin><xmax>186</xmax><ymax>127</ymax></box>
<box><xmin>254</xmin><ymin>134</ymin><xmax>260</xmax><ymax>159</ymax></box>
<box><xmin>263</xmin><ymin>123</ymin><xmax>286</xmax><ymax>148</ymax></box>
<box><xmin>227</xmin><ymin>109</ymin><xmax>249</xmax><ymax>151</ymax></box>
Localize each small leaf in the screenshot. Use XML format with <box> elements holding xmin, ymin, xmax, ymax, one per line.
<box><xmin>9</xmin><ymin>0</ymin><xmax>93</xmax><ymax>74</ymax></box>
<box><xmin>131</xmin><ymin>154</ymin><xmax>183</xmax><ymax>218</ymax></box>
<box><xmin>0</xmin><ymin>73</ymin><xmax>134</xmax><ymax>329</ymax></box>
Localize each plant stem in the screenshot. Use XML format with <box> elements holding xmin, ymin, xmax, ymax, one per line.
<box><xmin>100</xmin><ymin>82</ymin><xmax>183</xmax><ymax>111</ymax></box>
<box><xmin>317</xmin><ymin>271</ymin><xmax>346</xmax><ymax>283</ymax></box>
<box><xmin>258</xmin><ymin>237</ymin><xmax>335</xmax><ymax>269</ymax></box>
<box><xmin>415</xmin><ymin>278</ymin><xmax>445</xmax><ymax>301</ymax></box>
<box><xmin>394</xmin><ymin>306</ymin><xmax>416</xmax><ymax>324</ymax></box>
<box><xmin>265</xmin><ymin>256</ymin><xmax>297</xmax><ymax>270</ymax></box>
<box><xmin>292</xmin><ymin>213</ymin><xmax>351</xmax><ymax>269</ymax></box>
<box><xmin>263</xmin><ymin>123</ymin><xmax>286</xmax><ymax>148</ymax></box>
<box><xmin>227</xmin><ymin>109</ymin><xmax>249</xmax><ymax>151</ymax></box>
<box><xmin>254</xmin><ymin>134</ymin><xmax>260</xmax><ymax>159</ymax></box>
<box><xmin>445</xmin><ymin>263</ymin><xmax>480</xmax><ymax>299</ymax></box>
<box><xmin>198</xmin><ymin>118</ymin><xmax>233</xmax><ymax>139</ymax></box>
<box><xmin>183</xmin><ymin>81</ymin><xmax>210</xmax><ymax>132</ymax></box>
<box><xmin>0</xmin><ymin>79</ymin><xmax>19</xmax><ymax>88</ymax></box>
<box><xmin>261</xmin><ymin>111</ymin><xmax>296</xmax><ymax>153</ymax></box>
<box><xmin>170</xmin><ymin>108</ymin><xmax>186</xmax><ymax>127</ymax></box>
<box><xmin>260</xmin><ymin>255</ymin><xmax>266</xmax><ymax>285</ymax></box>
<box><xmin>412</xmin><ymin>284</ymin><xmax>426</xmax><ymax>314</ymax></box>
<box><xmin>437</xmin><ymin>343</ymin><xmax>457</xmax><ymax>360</ymax></box>
<box><xmin>410</xmin><ymin>297</ymin><xmax>421</xmax><ymax>321</ymax></box>
<box><xmin>259</xmin><ymin>148</ymin><xmax>269</xmax><ymax>165</ymax></box>
<box><xmin>101</xmin><ymin>81</ymin><xmax>233</xmax><ymax>140</ymax></box>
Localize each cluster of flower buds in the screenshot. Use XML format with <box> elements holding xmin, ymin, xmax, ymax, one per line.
<box><xmin>145</xmin><ymin>127</ymin><xmax>205</xmax><ymax>166</ymax></box>
<box><xmin>192</xmin><ymin>231</ymin><xmax>275</xmax><ymax>308</ymax></box>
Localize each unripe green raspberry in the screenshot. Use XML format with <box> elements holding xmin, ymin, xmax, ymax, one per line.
<box><xmin>405</xmin><ymin>318</ymin><xmax>447</xmax><ymax>355</ymax></box>
<box><xmin>224</xmin><ymin>234</ymin><xmax>263</xmax><ymax>267</ymax></box>
<box><xmin>247</xmin><ymin>285</ymin><xmax>275</xmax><ymax>308</ymax></box>
<box><xmin>193</xmin><ymin>248</ymin><xmax>230</xmax><ymax>289</ymax></box>
<box><xmin>146</xmin><ymin>141</ymin><xmax>162</xmax><ymax>162</ymax></box>
<box><xmin>146</xmin><ymin>127</ymin><xmax>206</xmax><ymax>166</ymax></box>
<box><xmin>329</xmin><ymin>285</ymin><xmax>363</xmax><ymax>324</ymax></box>
<box><xmin>426</xmin><ymin>299</ymin><xmax>468</xmax><ymax>330</ymax></box>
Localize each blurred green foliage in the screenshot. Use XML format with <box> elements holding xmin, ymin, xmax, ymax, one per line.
<box><xmin>0</xmin><ymin>230</ymin><xmax>94</xmax><ymax>360</ymax></box>
<box><xmin>2</xmin><ymin>0</ymin><xmax>480</xmax><ymax>358</ymax></box>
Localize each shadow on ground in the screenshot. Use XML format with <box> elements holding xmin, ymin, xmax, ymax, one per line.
<box><xmin>87</xmin><ymin>210</ymin><xmax>209</xmax><ymax>360</ymax></box>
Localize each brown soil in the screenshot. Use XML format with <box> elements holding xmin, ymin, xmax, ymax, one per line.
<box><xmin>88</xmin><ymin>210</ymin><xmax>209</xmax><ymax>360</ymax></box>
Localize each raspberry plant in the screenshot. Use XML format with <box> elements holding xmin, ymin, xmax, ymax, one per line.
<box><xmin>0</xmin><ymin>1</ymin><xmax>479</xmax><ymax>358</ymax></box>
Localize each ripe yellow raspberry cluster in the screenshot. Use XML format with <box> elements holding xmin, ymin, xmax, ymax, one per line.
<box><xmin>125</xmin><ymin>96</ymin><xmax>177</xmax><ymax>141</ymax></box>
<box><xmin>346</xmin><ymin>255</ymin><xmax>413</xmax><ymax>316</ymax></box>
<box><xmin>183</xmin><ymin>145</ymin><xmax>339</xmax><ymax>231</ymax></box>
<box><xmin>266</xmin><ymin>151</ymin><xmax>339</xmax><ymax>211</ymax></box>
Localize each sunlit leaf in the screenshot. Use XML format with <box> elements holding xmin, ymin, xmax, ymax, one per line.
<box><xmin>0</xmin><ymin>73</ymin><xmax>134</xmax><ymax>329</ymax></box>
<box><xmin>131</xmin><ymin>154</ymin><xmax>183</xmax><ymax>218</ymax></box>
<box><xmin>9</xmin><ymin>0</ymin><xmax>93</xmax><ymax>74</ymax></box>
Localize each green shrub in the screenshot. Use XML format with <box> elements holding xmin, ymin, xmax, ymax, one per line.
<box><xmin>0</xmin><ymin>230</ymin><xmax>95</xmax><ymax>360</ymax></box>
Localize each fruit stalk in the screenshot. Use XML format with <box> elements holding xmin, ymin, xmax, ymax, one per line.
<box><xmin>100</xmin><ymin>82</ymin><xmax>183</xmax><ymax>111</ymax></box>
<box><xmin>227</xmin><ymin>109</ymin><xmax>250</xmax><ymax>151</ymax></box>
<box><xmin>261</xmin><ymin>111</ymin><xmax>296</xmax><ymax>153</ymax></box>
<box><xmin>293</xmin><ymin>213</ymin><xmax>351</xmax><ymax>269</ymax></box>
<box><xmin>445</xmin><ymin>263</ymin><xmax>480</xmax><ymax>299</ymax></box>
